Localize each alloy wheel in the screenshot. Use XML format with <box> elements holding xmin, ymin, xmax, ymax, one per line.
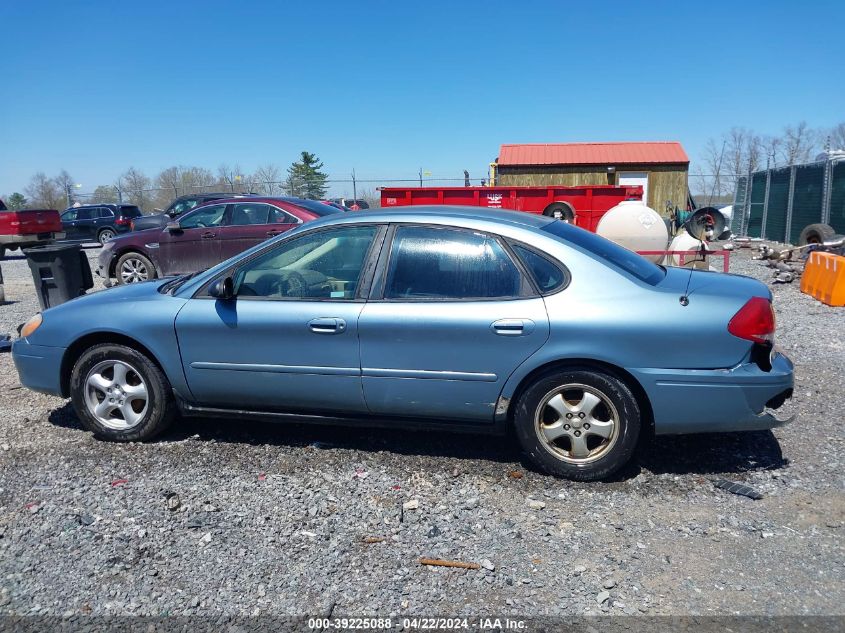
<box><xmin>99</xmin><ymin>230</ymin><xmax>115</xmax><ymax>244</ymax></box>
<box><xmin>120</xmin><ymin>257</ymin><xmax>150</xmax><ymax>283</ymax></box>
<box><xmin>84</xmin><ymin>360</ymin><xmax>149</xmax><ymax>430</ymax></box>
<box><xmin>534</xmin><ymin>383</ymin><xmax>620</xmax><ymax>463</ymax></box>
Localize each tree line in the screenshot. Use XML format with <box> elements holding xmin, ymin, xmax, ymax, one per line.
<box><xmin>694</xmin><ymin>121</ymin><xmax>845</xmax><ymax>203</ymax></box>
<box><xmin>1</xmin><ymin>151</ymin><xmax>356</xmax><ymax>213</ymax></box>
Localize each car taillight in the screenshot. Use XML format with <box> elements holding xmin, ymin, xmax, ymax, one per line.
<box><xmin>115</xmin><ymin>217</ymin><xmax>131</xmax><ymax>226</ymax></box>
<box><xmin>728</xmin><ymin>297</ymin><xmax>775</xmax><ymax>344</ymax></box>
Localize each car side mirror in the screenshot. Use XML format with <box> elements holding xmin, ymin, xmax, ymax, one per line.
<box><xmin>208</xmin><ymin>276</ymin><xmax>235</xmax><ymax>300</ymax></box>
<box><xmin>165</xmin><ymin>221</ymin><xmax>182</xmax><ymax>233</ymax></box>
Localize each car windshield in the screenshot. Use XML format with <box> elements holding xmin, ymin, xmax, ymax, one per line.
<box><xmin>541</xmin><ymin>221</ymin><xmax>666</xmax><ymax>286</ymax></box>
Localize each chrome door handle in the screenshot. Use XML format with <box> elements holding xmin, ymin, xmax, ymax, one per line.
<box><xmin>491</xmin><ymin>318</ymin><xmax>534</xmax><ymax>336</ymax></box>
<box><xmin>308</xmin><ymin>317</ymin><xmax>347</xmax><ymax>334</ymax></box>
<box><xmin>201</xmin><ymin>231</ymin><xmax>217</xmax><ymax>239</ymax></box>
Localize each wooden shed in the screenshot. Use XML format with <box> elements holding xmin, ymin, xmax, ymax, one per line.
<box><xmin>493</xmin><ymin>141</ymin><xmax>690</xmax><ymax>214</ymax></box>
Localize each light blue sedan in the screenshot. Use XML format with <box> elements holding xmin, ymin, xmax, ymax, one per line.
<box><xmin>12</xmin><ymin>207</ymin><xmax>794</xmax><ymax>480</ymax></box>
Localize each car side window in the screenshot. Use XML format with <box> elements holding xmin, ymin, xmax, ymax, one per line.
<box><xmin>76</xmin><ymin>208</ymin><xmax>94</xmax><ymax>221</ymax></box>
<box><xmin>511</xmin><ymin>244</ymin><xmax>567</xmax><ymax>293</ymax></box>
<box><xmin>234</xmin><ymin>225</ymin><xmax>378</xmax><ymax>300</ymax></box>
<box><xmin>384</xmin><ymin>226</ymin><xmax>523</xmax><ymax>300</ymax></box>
<box><xmin>170</xmin><ymin>199</ymin><xmax>198</xmax><ymax>216</ymax></box>
<box><xmin>229</xmin><ymin>203</ymin><xmax>270</xmax><ymax>226</ymax></box>
<box><xmin>179</xmin><ymin>204</ymin><xmax>226</xmax><ymax>229</ymax></box>
<box><xmin>268</xmin><ymin>205</ymin><xmax>298</xmax><ymax>224</ymax></box>
<box><xmin>98</xmin><ymin>207</ymin><xmax>115</xmax><ymax>219</ymax></box>
<box><xmin>62</xmin><ymin>209</ymin><xmax>78</xmax><ymax>221</ymax></box>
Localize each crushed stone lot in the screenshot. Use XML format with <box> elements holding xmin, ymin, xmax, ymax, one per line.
<box><xmin>0</xmin><ymin>246</ymin><xmax>843</xmax><ymax>618</ymax></box>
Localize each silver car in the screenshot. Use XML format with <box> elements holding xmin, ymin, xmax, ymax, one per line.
<box><xmin>12</xmin><ymin>207</ymin><xmax>794</xmax><ymax>480</ymax></box>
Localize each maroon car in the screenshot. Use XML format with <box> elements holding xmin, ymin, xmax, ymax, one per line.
<box><xmin>96</xmin><ymin>197</ymin><xmax>341</xmax><ymax>285</ymax></box>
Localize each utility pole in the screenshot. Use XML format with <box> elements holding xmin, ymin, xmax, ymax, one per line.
<box><xmin>352</xmin><ymin>168</ymin><xmax>357</xmax><ymax>203</ymax></box>
<box><xmin>419</xmin><ymin>167</ymin><xmax>423</xmax><ymax>187</ymax></box>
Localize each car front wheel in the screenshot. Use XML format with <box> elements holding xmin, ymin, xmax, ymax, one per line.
<box><xmin>513</xmin><ymin>367</ymin><xmax>641</xmax><ymax>481</ymax></box>
<box><xmin>70</xmin><ymin>344</ymin><xmax>177</xmax><ymax>441</ymax></box>
<box><xmin>116</xmin><ymin>252</ymin><xmax>156</xmax><ymax>285</ymax></box>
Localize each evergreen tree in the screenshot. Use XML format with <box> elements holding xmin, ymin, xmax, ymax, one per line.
<box><xmin>286</xmin><ymin>151</ymin><xmax>328</xmax><ymax>200</ymax></box>
<box><xmin>5</xmin><ymin>193</ymin><xmax>27</xmax><ymax>210</ymax></box>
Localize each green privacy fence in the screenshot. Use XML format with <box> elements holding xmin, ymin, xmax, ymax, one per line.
<box><xmin>732</xmin><ymin>154</ymin><xmax>845</xmax><ymax>242</ymax></box>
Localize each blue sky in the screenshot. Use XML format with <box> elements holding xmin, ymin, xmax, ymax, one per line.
<box><xmin>1</xmin><ymin>0</ymin><xmax>843</xmax><ymax>198</ymax></box>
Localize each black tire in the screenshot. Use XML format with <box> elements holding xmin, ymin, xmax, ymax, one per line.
<box><xmin>798</xmin><ymin>223</ymin><xmax>835</xmax><ymax>246</ymax></box>
<box><xmin>98</xmin><ymin>228</ymin><xmax>116</xmax><ymax>244</ymax></box>
<box><xmin>543</xmin><ymin>203</ymin><xmax>575</xmax><ymax>222</ymax></box>
<box><xmin>513</xmin><ymin>367</ymin><xmax>641</xmax><ymax>481</ymax></box>
<box><xmin>70</xmin><ymin>343</ymin><xmax>177</xmax><ymax>442</ymax></box>
<box><xmin>115</xmin><ymin>251</ymin><xmax>157</xmax><ymax>285</ymax></box>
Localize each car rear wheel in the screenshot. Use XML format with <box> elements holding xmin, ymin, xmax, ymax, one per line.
<box><xmin>116</xmin><ymin>252</ymin><xmax>156</xmax><ymax>285</ymax></box>
<box><xmin>70</xmin><ymin>344</ymin><xmax>177</xmax><ymax>441</ymax></box>
<box><xmin>98</xmin><ymin>228</ymin><xmax>116</xmax><ymax>244</ymax></box>
<box><xmin>513</xmin><ymin>367</ymin><xmax>641</xmax><ymax>481</ymax></box>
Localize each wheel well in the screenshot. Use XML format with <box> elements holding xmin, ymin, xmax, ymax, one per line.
<box><xmin>507</xmin><ymin>358</ymin><xmax>654</xmax><ymax>432</ymax></box>
<box><xmin>542</xmin><ymin>201</ymin><xmax>575</xmax><ymax>220</ymax></box>
<box><xmin>108</xmin><ymin>248</ymin><xmax>145</xmax><ymax>277</ymax></box>
<box><xmin>60</xmin><ymin>332</ymin><xmax>165</xmax><ymax>397</ymax></box>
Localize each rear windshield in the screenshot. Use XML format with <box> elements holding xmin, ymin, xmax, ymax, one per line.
<box><xmin>119</xmin><ymin>206</ymin><xmax>143</xmax><ymax>217</ymax></box>
<box><xmin>541</xmin><ymin>221</ymin><xmax>665</xmax><ymax>286</ymax></box>
<box><xmin>291</xmin><ymin>199</ymin><xmax>342</xmax><ymax>217</ymax></box>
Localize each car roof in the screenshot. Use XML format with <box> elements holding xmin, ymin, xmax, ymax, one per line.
<box><xmin>311</xmin><ymin>205</ymin><xmax>556</xmax><ymax>230</ymax></box>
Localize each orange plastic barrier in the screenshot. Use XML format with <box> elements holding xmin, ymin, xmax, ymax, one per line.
<box><xmin>800</xmin><ymin>252</ymin><xmax>845</xmax><ymax>306</ymax></box>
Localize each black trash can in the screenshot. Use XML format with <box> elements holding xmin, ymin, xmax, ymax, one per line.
<box><xmin>23</xmin><ymin>244</ymin><xmax>94</xmax><ymax>310</ymax></box>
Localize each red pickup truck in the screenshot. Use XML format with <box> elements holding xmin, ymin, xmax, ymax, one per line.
<box><xmin>0</xmin><ymin>198</ymin><xmax>64</xmax><ymax>258</ymax></box>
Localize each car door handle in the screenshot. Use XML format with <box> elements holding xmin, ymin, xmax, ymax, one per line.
<box><xmin>491</xmin><ymin>318</ymin><xmax>535</xmax><ymax>336</ymax></box>
<box><xmin>201</xmin><ymin>231</ymin><xmax>217</xmax><ymax>239</ymax></box>
<box><xmin>308</xmin><ymin>317</ymin><xmax>347</xmax><ymax>334</ymax></box>
<box><xmin>266</xmin><ymin>229</ymin><xmax>283</xmax><ymax>237</ymax></box>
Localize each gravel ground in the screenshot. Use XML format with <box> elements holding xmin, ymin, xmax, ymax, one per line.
<box><xmin>0</xmin><ymin>245</ymin><xmax>843</xmax><ymax>618</ymax></box>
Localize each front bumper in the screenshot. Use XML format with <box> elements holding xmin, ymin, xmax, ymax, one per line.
<box><xmin>11</xmin><ymin>339</ymin><xmax>66</xmax><ymax>397</ymax></box>
<box><xmin>630</xmin><ymin>352</ymin><xmax>794</xmax><ymax>435</ymax></box>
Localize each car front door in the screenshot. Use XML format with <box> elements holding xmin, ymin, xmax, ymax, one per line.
<box><xmin>216</xmin><ymin>203</ymin><xmax>300</xmax><ymax>261</ymax></box>
<box><xmin>174</xmin><ymin>224</ymin><xmax>384</xmax><ymax>412</ymax></box>
<box><xmin>358</xmin><ymin>225</ymin><xmax>550</xmax><ymax>422</ymax></box>
<box><xmin>156</xmin><ymin>203</ymin><xmax>227</xmax><ymax>275</ymax></box>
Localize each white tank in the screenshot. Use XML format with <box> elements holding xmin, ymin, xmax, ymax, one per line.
<box><xmin>596</xmin><ymin>200</ymin><xmax>668</xmax><ymax>263</ymax></box>
<box><xmin>667</xmin><ymin>230</ymin><xmax>711</xmax><ymax>269</ymax></box>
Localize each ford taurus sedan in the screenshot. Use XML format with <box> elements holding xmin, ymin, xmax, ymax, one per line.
<box><xmin>12</xmin><ymin>207</ymin><xmax>794</xmax><ymax>480</ymax></box>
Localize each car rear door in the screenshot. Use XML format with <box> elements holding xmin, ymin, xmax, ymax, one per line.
<box><xmin>358</xmin><ymin>224</ymin><xmax>550</xmax><ymax>422</ymax></box>
<box><xmin>175</xmin><ymin>223</ymin><xmax>385</xmax><ymax>412</ymax></box>
<box><xmin>74</xmin><ymin>208</ymin><xmax>96</xmax><ymax>241</ymax></box>
<box><xmin>156</xmin><ymin>203</ymin><xmax>226</xmax><ymax>275</ymax></box>
<box><xmin>216</xmin><ymin>203</ymin><xmax>299</xmax><ymax>261</ymax></box>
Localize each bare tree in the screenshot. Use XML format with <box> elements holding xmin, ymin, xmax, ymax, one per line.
<box><xmin>761</xmin><ymin>135</ymin><xmax>783</xmax><ymax>169</ymax></box>
<box><xmin>90</xmin><ymin>185</ymin><xmax>118</xmax><ymax>204</ymax></box>
<box><xmin>121</xmin><ymin>167</ymin><xmax>152</xmax><ymax>212</ymax></box>
<box><xmin>217</xmin><ymin>164</ymin><xmax>245</xmax><ymax>193</ymax></box>
<box><xmin>780</xmin><ymin>121</ymin><xmax>818</xmax><ymax>165</ymax></box>
<box><xmin>24</xmin><ymin>172</ymin><xmax>64</xmax><ymax>209</ymax></box>
<box><xmin>253</xmin><ymin>164</ymin><xmax>283</xmax><ymax>195</ymax></box>
<box><xmin>827</xmin><ymin>122</ymin><xmax>845</xmax><ymax>151</ymax></box>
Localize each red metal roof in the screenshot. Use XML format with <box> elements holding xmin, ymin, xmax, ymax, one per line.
<box><xmin>498</xmin><ymin>142</ymin><xmax>689</xmax><ymax>166</ymax></box>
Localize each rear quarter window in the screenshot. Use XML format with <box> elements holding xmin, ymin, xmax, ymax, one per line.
<box><xmin>120</xmin><ymin>206</ymin><xmax>143</xmax><ymax>217</ymax></box>
<box><xmin>541</xmin><ymin>221</ymin><xmax>665</xmax><ymax>286</ymax></box>
<box><xmin>511</xmin><ymin>244</ymin><xmax>567</xmax><ymax>293</ymax></box>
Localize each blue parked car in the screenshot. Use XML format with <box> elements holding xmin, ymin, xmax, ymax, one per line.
<box><xmin>12</xmin><ymin>207</ymin><xmax>794</xmax><ymax>480</ymax></box>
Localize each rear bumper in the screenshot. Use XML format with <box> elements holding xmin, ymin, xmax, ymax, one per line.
<box><xmin>0</xmin><ymin>232</ymin><xmax>65</xmax><ymax>246</ymax></box>
<box><xmin>630</xmin><ymin>352</ymin><xmax>794</xmax><ymax>435</ymax></box>
<box><xmin>11</xmin><ymin>339</ymin><xmax>66</xmax><ymax>397</ymax></box>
